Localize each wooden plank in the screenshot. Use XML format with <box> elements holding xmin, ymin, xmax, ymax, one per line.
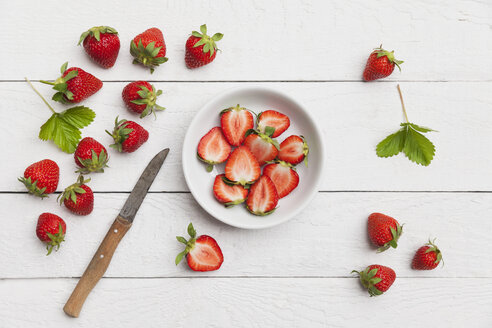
<box><xmin>1</xmin><ymin>192</ymin><xmax>490</xmax><ymax>278</ymax></box>
<box><xmin>0</xmin><ymin>277</ymin><xmax>490</xmax><ymax>327</ymax></box>
<box><xmin>0</xmin><ymin>0</ymin><xmax>491</xmax><ymax>81</ymax></box>
<box><xmin>2</xmin><ymin>82</ymin><xmax>491</xmax><ymax>192</ymax></box>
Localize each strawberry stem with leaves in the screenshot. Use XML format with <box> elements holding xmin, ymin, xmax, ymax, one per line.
<box><xmin>25</xmin><ymin>77</ymin><xmax>95</xmax><ymax>153</ymax></box>
<box><xmin>376</xmin><ymin>84</ymin><xmax>437</xmax><ymax>166</ymax></box>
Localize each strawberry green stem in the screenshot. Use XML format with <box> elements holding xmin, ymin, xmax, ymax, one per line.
<box><xmin>25</xmin><ymin>77</ymin><xmax>56</xmax><ymax>114</ymax></box>
<box><xmin>397</xmin><ymin>84</ymin><xmax>409</xmax><ymax>123</ymax></box>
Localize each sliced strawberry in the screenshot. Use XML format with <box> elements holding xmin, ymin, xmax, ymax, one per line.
<box><xmin>257</xmin><ymin>110</ymin><xmax>290</xmax><ymax>138</ymax></box>
<box><xmin>263</xmin><ymin>161</ymin><xmax>299</xmax><ymax>198</ymax></box>
<box><xmin>246</xmin><ymin>175</ymin><xmax>279</xmax><ymax>216</ymax></box>
<box><xmin>243</xmin><ymin>133</ymin><xmax>279</xmax><ymax>166</ymax></box>
<box><xmin>176</xmin><ymin>223</ymin><xmax>224</xmax><ymax>272</ymax></box>
<box><xmin>220</xmin><ymin>104</ymin><xmax>254</xmax><ymax>146</ymax></box>
<box><xmin>213</xmin><ymin>174</ymin><xmax>248</xmax><ymax>207</ymax></box>
<box><xmin>197</xmin><ymin>127</ymin><xmax>231</xmax><ymax>171</ymax></box>
<box><xmin>278</xmin><ymin>135</ymin><xmax>309</xmax><ymax>166</ymax></box>
<box><xmin>225</xmin><ymin>146</ymin><xmax>261</xmax><ymax>186</ymax></box>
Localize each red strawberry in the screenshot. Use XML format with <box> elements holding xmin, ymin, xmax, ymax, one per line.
<box><xmin>246</xmin><ymin>175</ymin><xmax>279</xmax><ymax>215</ymax></box>
<box><xmin>263</xmin><ymin>161</ymin><xmax>299</xmax><ymax>198</ymax></box>
<box><xmin>106</xmin><ymin>117</ymin><xmax>149</xmax><ymax>153</ymax></box>
<box><xmin>122</xmin><ymin>81</ymin><xmax>165</xmax><ymax>118</ymax></box>
<box><xmin>412</xmin><ymin>239</ymin><xmax>443</xmax><ymax>270</ymax></box>
<box><xmin>220</xmin><ymin>104</ymin><xmax>254</xmax><ymax>146</ymax></box>
<box><xmin>367</xmin><ymin>213</ymin><xmax>403</xmax><ymax>252</ymax></box>
<box><xmin>176</xmin><ymin>223</ymin><xmax>224</xmax><ymax>272</ymax></box>
<box><xmin>18</xmin><ymin>159</ymin><xmax>59</xmax><ymax>198</ymax></box>
<box><xmin>130</xmin><ymin>27</ymin><xmax>168</xmax><ymax>73</ymax></box>
<box><xmin>278</xmin><ymin>135</ymin><xmax>309</xmax><ymax>166</ymax></box>
<box><xmin>363</xmin><ymin>46</ymin><xmax>403</xmax><ymax>81</ymax></box>
<box><xmin>224</xmin><ymin>146</ymin><xmax>261</xmax><ymax>186</ymax></box>
<box><xmin>256</xmin><ymin>110</ymin><xmax>290</xmax><ymax>138</ymax></box>
<box><xmin>213</xmin><ymin>174</ymin><xmax>248</xmax><ymax>207</ymax></box>
<box><xmin>36</xmin><ymin>212</ymin><xmax>66</xmax><ymax>255</ymax></box>
<box><xmin>243</xmin><ymin>133</ymin><xmax>279</xmax><ymax>166</ymax></box>
<box><xmin>197</xmin><ymin>127</ymin><xmax>231</xmax><ymax>172</ymax></box>
<box><xmin>58</xmin><ymin>176</ymin><xmax>94</xmax><ymax>216</ymax></box>
<box><xmin>352</xmin><ymin>265</ymin><xmax>396</xmax><ymax>296</ymax></box>
<box><xmin>78</xmin><ymin>26</ymin><xmax>120</xmax><ymax>68</ymax></box>
<box><xmin>40</xmin><ymin>62</ymin><xmax>102</xmax><ymax>103</ymax></box>
<box><xmin>74</xmin><ymin>137</ymin><xmax>109</xmax><ymax>174</ymax></box>
<box><xmin>185</xmin><ymin>24</ymin><xmax>223</xmax><ymax>69</ymax></box>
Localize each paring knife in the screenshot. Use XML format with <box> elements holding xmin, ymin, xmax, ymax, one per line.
<box><xmin>63</xmin><ymin>148</ymin><xmax>170</xmax><ymax>318</ymax></box>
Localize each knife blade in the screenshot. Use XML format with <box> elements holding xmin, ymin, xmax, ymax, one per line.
<box><xmin>63</xmin><ymin>148</ymin><xmax>170</xmax><ymax>318</ymax></box>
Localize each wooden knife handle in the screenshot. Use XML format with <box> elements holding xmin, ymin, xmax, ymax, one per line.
<box><xmin>63</xmin><ymin>216</ymin><xmax>132</xmax><ymax>318</ymax></box>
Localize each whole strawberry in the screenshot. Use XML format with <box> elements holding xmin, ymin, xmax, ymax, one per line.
<box><xmin>40</xmin><ymin>62</ymin><xmax>103</xmax><ymax>103</ymax></box>
<box><xmin>352</xmin><ymin>264</ymin><xmax>396</xmax><ymax>296</ymax></box>
<box><xmin>122</xmin><ymin>81</ymin><xmax>165</xmax><ymax>118</ymax></box>
<box><xmin>130</xmin><ymin>27</ymin><xmax>168</xmax><ymax>73</ymax></box>
<box><xmin>363</xmin><ymin>46</ymin><xmax>403</xmax><ymax>81</ymax></box>
<box><xmin>74</xmin><ymin>137</ymin><xmax>109</xmax><ymax>174</ymax></box>
<box><xmin>78</xmin><ymin>26</ymin><xmax>120</xmax><ymax>68</ymax></box>
<box><xmin>185</xmin><ymin>24</ymin><xmax>223</xmax><ymax>69</ymax></box>
<box><xmin>367</xmin><ymin>212</ymin><xmax>403</xmax><ymax>252</ymax></box>
<box><xmin>106</xmin><ymin>117</ymin><xmax>149</xmax><ymax>153</ymax></box>
<box><xmin>58</xmin><ymin>176</ymin><xmax>94</xmax><ymax>216</ymax></box>
<box><xmin>18</xmin><ymin>159</ymin><xmax>59</xmax><ymax>198</ymax></box>
<box><xmin>176</xmin><ymin>223</ymin><xmax>224</xmax><ymax>272</ymax></box>
<box><xmin>412</xmin><ymin>239</ymin><xmax>443</xmax><ymax>270</ymax></box>
<box><xmin>36</xmin><ymin>212</ymin><xmax>66</xmax><ymax>255</ymax></box>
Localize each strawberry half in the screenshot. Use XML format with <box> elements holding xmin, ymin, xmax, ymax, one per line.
<box><xmin>278</xmin><ymin>135</ymin><xmax>309</xmax><ymax>166</ymax></box>
<box><xmin>224</xmin><ymin>146</ymin><xmax>261</xmax><ymax>186</ymax></box>
<box><xmin>197</xmin><ymin>127</ymin><xmax>231</xmax><ymax>172</ymax></box>
<box><xmin>220</xmin><ymin>104</ymin><xmax>254</xmax><ymax>146</ymax></box>
<box><xmin>246</xmin><ymin>175</ymin><xmax>279</xmax><ymax>216</ymax></box>
<box><xmin>243</xmin><ymin>132</ymin><xmax>279</xmax><ymax>166</ymax></box>
<box><xmin>263</xmin><ymin>161</ymin><xmax>299</xmax><ymax>198</ymax></box>
<box><xmin>176</xmin><ymin>223</ymin><xmax>224</xmax><ymax>272</ymax></box>
<box><xmin>257</xmin><ymin>110</ymin><xmax>290</xmax><ymax>138</ymax></box>
<box><xmin>213</xmin><ymin>174</ymin><xmax>248</xmax><ymax>207</ymax></box>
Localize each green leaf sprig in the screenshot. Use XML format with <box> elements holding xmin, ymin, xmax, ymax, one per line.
<box><xmin>25</xmin><ymin>77</ymin><xmax>95</xmax><ymax>153</ymax></box>
<box><xmin>376</xmin><ymin>85</ymin><xmax>436</xmax><ymax>166</ymax></box>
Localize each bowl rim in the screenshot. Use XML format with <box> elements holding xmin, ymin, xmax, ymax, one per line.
<box><xmin>182</xmin><ymin>85</ymin><xmax>326</xmax><ymax>229</ymax></box>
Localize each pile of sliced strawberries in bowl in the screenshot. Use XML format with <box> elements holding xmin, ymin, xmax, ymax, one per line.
<box><xmin>197</xmin><ymin>105</ymin><xmax>310</xmax><ymax>216</ymax></box>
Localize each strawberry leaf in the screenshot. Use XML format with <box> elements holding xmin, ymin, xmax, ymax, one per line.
<box><xmin>402</xmin><ymin>127</ymin><xmax>435</xmax><ymax>166</ymax></box>
<box><xmin>39</xmin><ymin>106</ymin><xmax>95</xmax><ymax>153</ymax></box>
<box><xmin>376</xmin><ymin>129</ymin><xmax>406</xmax><ymax>158</ymax></box>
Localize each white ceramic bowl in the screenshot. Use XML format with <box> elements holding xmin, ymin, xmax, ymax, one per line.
<box><xmin>182</xmin><ymin>86</ymin><xmax>325</xmax><ymax>229</ymax></box>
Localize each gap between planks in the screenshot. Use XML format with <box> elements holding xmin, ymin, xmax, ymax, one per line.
<box><xmin>1</xmin><ymin>276</ymin><xmax>490</xmax><ymax>280</ymax></box>
<box><xmin>1</xmin><ymin>80</ymin><xmax>492</xmax><ymax>83</ymax></box>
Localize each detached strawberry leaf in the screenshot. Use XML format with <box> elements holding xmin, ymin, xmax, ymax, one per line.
<box><xmin>376</xmin><ymin>124</ymin><xmax>435</xmax><ymax>166</ymax></box>
<box><xmin>39</xmin><ymin>106</ymin><xmax>95</xmax><ymax>153</ymax></box>
<box><xmin>402</xmin><ymin>127</ymin><xmax>435</xmax><ymax>166</ymax></box>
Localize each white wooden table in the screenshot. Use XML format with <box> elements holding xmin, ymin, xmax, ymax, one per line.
<box><xmin>1</xmin><ymin>1</ymin><xmax>491</xmax><ymax>326</ymax></box>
